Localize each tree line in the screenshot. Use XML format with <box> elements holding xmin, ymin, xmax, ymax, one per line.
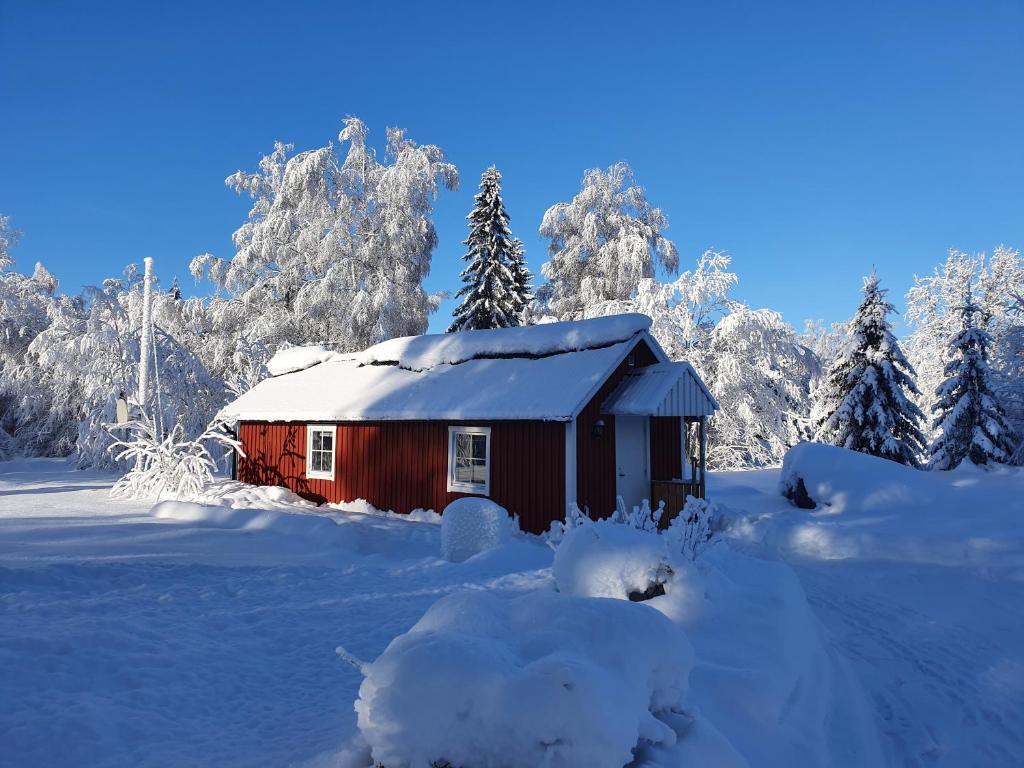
<box><xmin>0</xmin><ymin>116</ymin><xmax>1021</xmax><ymax>471</ymax></box>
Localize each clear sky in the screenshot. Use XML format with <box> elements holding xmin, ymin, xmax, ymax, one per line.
<box><xmin>1</xmin><ymin>0</ymin><xmax>1022</xmax><ymax>334</ymax></box>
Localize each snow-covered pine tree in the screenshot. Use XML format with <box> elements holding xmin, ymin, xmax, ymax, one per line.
<box><xmin>449</xmin><ymin>167</ymin><xmax>520</xmax><ymax>332</ymax></box>
<box><xmin>929</xmin><ymin>288</ymin><xmax>1018</xmax><ymax>469</ymax></box>
<box><xmin>507</xmin><ymin>237</ymin><xmax>534</xmax><ymax>319</ymax></box>
<box><xmin>813</xmin><ymin>272</ymin><xmax>926</xmax><ymax>466</ymax></box>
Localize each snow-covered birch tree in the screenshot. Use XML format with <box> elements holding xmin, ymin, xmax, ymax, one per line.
<box><xmin>449</xmin><ymin>167</ymin><xmax>519</xmax><ymax>332</ymax></box>
<box><xmin>536</xmin><ymin>162</ymin><xmax>678</xmax><ymax>320</ymax></box>
<box><xmin>191</xmin><ymin>117</ymin><xmax>459</xmax><ymax>372</ymax></box>
<box><xmin>929</xmin><ymin>288</ymin><xmax>1018</xmax><ymax>469</ymax></box>
<box><xmin>813</xmin><ymin>273</ymin><xmax>926</xmax><ymax>467</ymax></box>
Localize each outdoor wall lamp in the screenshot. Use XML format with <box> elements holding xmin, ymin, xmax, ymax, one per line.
<box><xmin>592</xmin><ymin>419</ymin><xmax>605</xmax><ymax>438</ymax></box>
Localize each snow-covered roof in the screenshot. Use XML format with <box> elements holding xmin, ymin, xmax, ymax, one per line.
<box><xmin>222</xmin><ymin>315</ymin><xmax>668</xmax><ymax>423</ymax></box>
<box><xmin>601</xmin><ymin>362</ymin><xmax>719</xmax><ymax>417</ymax></box>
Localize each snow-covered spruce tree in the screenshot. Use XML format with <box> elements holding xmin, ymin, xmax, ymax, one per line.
<box><xmin>449</xmin><ymin>167</ymin><xmax>519</xmax><ymax>332</ymax></box>
<box><xmin>813</xmin><ymin>272</ymin><xmax>926</xmax><ymax>466</ymax></box>
<box><xmin>191</xmin><ymin>118</ymin><xmax>458</xmax><ymax>369</ymax></box>
<box><xmin>905</xmin><ymin>246</ymin><xmax>1024</xmax><ymax>441</ymax></box>
<box><xmin>536</xmin><ymin>162</ymin><xmax>678</xmax><ymax>320</ymax></box>
<box><xmin>507</xmin><ymin>237</ymin><xmax>534</xmax><ymax>320</ymax></box>
<box><xmin>929</xmin><ymin>289</ymin><xmax>1018</xmax><ymax>469</ymax></box>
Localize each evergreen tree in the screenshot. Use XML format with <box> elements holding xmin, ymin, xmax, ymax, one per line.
<box><xmin>813</xmin><ymin>272</ymin><xmax>926</xmax><ymax>466</ymax></box>
<box><xmin>929</xmin><ymin>288</ymin><xmax>1018</xmax><ymax>469</ymax></box>
<box><xmin>449</xmin><ymin>167</ymin><xmax>519</xmax><ymax>332</ymax></box>
<box><xmin>507</xmin><ymin>237</ymin><xmax>534</xmax><ymax>318</ymax></box>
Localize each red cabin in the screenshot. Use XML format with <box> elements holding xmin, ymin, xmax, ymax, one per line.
<box><xmin>221</xmin><ymin>314</ymin><xmax>718</xmax><ymax>534</ymax></box>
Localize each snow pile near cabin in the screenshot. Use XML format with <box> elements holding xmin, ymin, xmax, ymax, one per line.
<box><xmin>266</xmin><ymin>344</ymin><xmax>339</xmax><ymax>376</ymax></box>
<box><xmin>771</xmin><ymin>442</ymin><xmax>1024</xmax><ymax>565</ymax></box>
<box><xmin>191</xmin><ymin>480</ymin><xmax>317</xmax><ymax>510</ymax></box>
<box><xmin>553</xmin><ymin>518</ymin><xmax>678</xmax><ymax>599</ymax></box>
<box><xmin>354</xmin><ymin>312</ymin><xmax>651</xmax><ymax>371</ymax></box>
<box><xmin>354</xmin><ymin>589</ymin><xmax>694</xmax><ymax>768</ymax></box>
<box><xmin>440</xmin><ymin>496</ymin><xmax>513</xmax><ymax>562</ymax></box>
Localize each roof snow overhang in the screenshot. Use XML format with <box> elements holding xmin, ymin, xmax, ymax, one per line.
<box><xmin>601</xmin><ymin>361</ymin><xmax>719</xmax><ymax>418</ymax></box>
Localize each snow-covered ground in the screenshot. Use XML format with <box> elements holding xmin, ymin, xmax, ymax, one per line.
<box><xmin>1</xmin><ymin>452</ymin><xmax>1021</xmax><ymax>767</ymax></box>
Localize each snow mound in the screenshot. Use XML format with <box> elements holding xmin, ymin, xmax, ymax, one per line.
<box><xmin>151</xmin><ymin>500</ymin><xmax>342</xmax><ymax>540</ymax></box>
<box><xmin>440</xmin><ymin>496</ymin><xmax>512</xmax><ymax>562</ymax></box>
<box><xmin>354</xmin><ymin>589</ymin><xmax>694</xmax><ymax>768</ymax></box>
<box><xmin>191</xmin><ymin>480</ymin><xmax>317</xmax><ymax>510</ymax></box>
<box><xmin>553</xmin><ymin>519</ymin><xmax>677</xmax><ymax>599</ymax></box>
<box><xmin>267</xmin><ymin>345</ymin><xmax>339</xmax><ymax>376</ymax></box>
<box><xmin>780</xmin><ymin>442</ymin><xmax>941</xmax><ymax>515</ymax></box>
<box><xmin>355</xmin><ymin>313</ymin><xmax>651</xmax><ymax>371</ymax></box>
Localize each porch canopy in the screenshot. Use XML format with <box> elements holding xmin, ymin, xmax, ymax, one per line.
<box><xmin>601</xmin><ymin>362</ymin><xmax>718</xmax><ymax>418</ymax></box>
<box><xmin>602</xmin><ymin>362</ymin><xmax>718</xmax><ymax>517</ymax></box>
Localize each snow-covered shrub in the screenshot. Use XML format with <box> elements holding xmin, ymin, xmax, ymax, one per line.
<box><xmin>553</xmin><ymin>518</ymin><xmax>678</xmax><ymax>600</ymax></box>
<box><xmin>546</xmin><ymin>501</ymin><xmax>589</xmax><ymax>542</ymax></box>
<box><xmin>109</xmin><ymin>418</ymin><xmax>241</xmax><ymax>501</ymax></box>
<box><xmin>440</xmin><ymin>496</ymin><xmax>513</xmax><ymax>562</ymax></box>
<box><xmin>354</xmin><ymin>590</ymin><xmax>694</xmax><ymax>768</ymax></box>
<box><xmin>664</xmin><ymin>497</ymin><xmax>717</xmax><ymax>560</ymax></box>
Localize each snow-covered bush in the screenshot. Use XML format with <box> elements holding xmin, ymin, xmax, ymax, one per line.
<box><xmin>553</xmin><ymin>518</ymin><xmax>678</xmax><ymax>600</ymax></box>
<box><xmin>109</xmin><ymin>418</ymin><xmax>241</xmax><ymax>500</ymax></box>
<box><xmin>354</xmin><ymin>590</ymin><xmax>694</xmax><ymax>768</ymax></box>
<box><xmin>665</xmin><ymin>496</ymin><xmax>717</xmax><ymax>561</ymax></box>
<box><xmin>440</xmin><ymin>496</ymin><xmax>513</xmax><ymax>562</ymax></box>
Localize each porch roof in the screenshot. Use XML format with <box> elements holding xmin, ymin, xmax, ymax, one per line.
<box><xmin>601</xmin><ymin>362</ymin><xmax>719</xmax><ymax>417</ymax></box>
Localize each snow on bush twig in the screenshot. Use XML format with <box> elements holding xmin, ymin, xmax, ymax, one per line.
<box><xmin>108</xmin><ymin>418</ymin><xmax>242</xmax><ymax>501</ymax></box>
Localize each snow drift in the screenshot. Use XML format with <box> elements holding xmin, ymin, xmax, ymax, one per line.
<box><xmin>354</xmin><ymin>589</ymin><xmax>694</xmax><ymax>768</ymax></box>
<box><xmin>553</xmin><ymin>518</ymin><xmax>678</xmax><ymax>599</ymax></box>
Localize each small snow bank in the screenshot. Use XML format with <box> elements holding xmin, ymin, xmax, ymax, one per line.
<box><xmin>780</xmin><ymin>442</ymin><xmax>938</xmax><ymax>514</ymax></box>
<box><xmin>329</xmin><ymin>498</ymin><xmax>442</xmax><ymax>525</ymax></box>
<box><xmin>440</xmin><ymin>497</ymin><xmax>513</xmax><ymax>562</ymax></box>
<box><xmin>355</xmin><ymin>313</ymin><xmax>651</xmax><ymax>371</ymax></box>
<box><xmin>151</xmin><ymin>500</ymin><xmax>342</xmax><ymax>540</ymax></box>
<box><xmin>191</xmin><ymin>481</ymin><xmax>317</xmax><ymax>510</ymax></box>
<box><xmin>553</xmin><ymin>519</ymin><xmax>678</xmax><ymax>599</ymax></box>
<box><xmin>266</xmin><ymin>345</ymin><xmax>340</xmax><ymax>376</ymax></box>
<box><xmin>354</xmin><ymin>589</ymin><xmax>694</xmax><ymax>768</ymax></box>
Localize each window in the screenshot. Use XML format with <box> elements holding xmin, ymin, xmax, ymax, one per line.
<box><xmin>306</xmin><ymin>425</ymin><xmax>336</xmax><ymax>480</ymax></box>
<box><xmin>447</xmin><ymin>426</ymin><xmax>491</xmax><ymax>495</ymax></box>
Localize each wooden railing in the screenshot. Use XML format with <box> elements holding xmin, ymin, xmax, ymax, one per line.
<box><xmin>651</xmin><ymin>479</ymin><xmax>704</xmax><ymax>528</ymax></box>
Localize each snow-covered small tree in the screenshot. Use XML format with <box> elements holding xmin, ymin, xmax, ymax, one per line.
<box><xmin>507</xmin><ymin>237</ymin><xmax>534</xmax><ymax>319</ymax></box>
<box><xmin>536</xmin><ymin>162</ymin><xmax>678</xmax><ymax>320</ymax></box>
<box><xmin>449</xmin><ymin>167</ymin><xmax>519</xmax><ymax>332</ymax></box>
<box><xmin>929</xmin><ymin>289</ymin><xmax>1018</xmax><ymax>469</ymax></box>
<box><xmin>813</xmin><ymin>273</ymin><xmax>926</xmax><ymax>466</ymax></box>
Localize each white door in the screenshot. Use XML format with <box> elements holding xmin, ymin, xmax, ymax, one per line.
<box><xmin>614</xmin><ymin>415</ymin><xmax>649</xmax><ymax>511</ymax></box>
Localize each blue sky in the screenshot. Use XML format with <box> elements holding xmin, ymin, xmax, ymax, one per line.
<box><xmin>1</xmin><ymin>0</ymin><xmax>1022</xmax><ymax>334</ymax></box>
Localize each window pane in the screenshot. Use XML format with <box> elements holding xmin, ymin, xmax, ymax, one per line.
<box><xmin>472</xmin><ymin>434</ymin><xmax>487</xmax><ymax>460</ymax></box>
<box><xmin>312</xmin><ymin>432</ymin><xmax>322</xmax><ymax>451</ymax></box>
<box><xmin>456</xmin><ymin>434</ymin><xmax>472</xmax><ymax>460</ymax></box>
<box><xmin>454</xmin><ymin>457</ymin><xmax>473</xmax><ymax>483</ymax></box>
<box><xmin>320</xmin><ymin>433</ymin><xmax>332</xmax><ymax>450</ymax></box>
<box><xmin>472</xmin><ymin>462</ymin><xmax>486</xmax><ymax>484</ymax></box>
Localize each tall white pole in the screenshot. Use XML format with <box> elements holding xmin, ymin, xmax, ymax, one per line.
<box><xmin>138</xmin><ymin>256</ymin><xmax>154</xmax><ymax>415</ymax></box>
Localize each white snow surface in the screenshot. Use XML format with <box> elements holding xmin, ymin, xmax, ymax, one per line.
<box><xmin>355</xmin><ymin>589</ymin><xmax>694</xmax><ymax>768</ymax></box>
<box><xmin>439</xmin><ymin>496</ymin><xmax>512</xmax><ymax>562</ymax></box>
<box><xmin>221</xmin><ymin>339</ymin><xmax>635</xmax><ymax>422</ymax></box>
<box><xmin>1</xmin><ymin>452</ymin><xmax>1021</xmax><ymax>767</ymax></box>
<box><xmin>352</xmin><ymin>312</ymin><xmax>652</xmax><ymax>371</ymax></box>
<box><xmin>265</xmin><ymin>344</ymin><xmax>338</xmax><ymax>376</ymax></box>
<box><xmin>553</xmin><ymin>519</ymin><xmax>678</xmax><ymax>599</ymax></box>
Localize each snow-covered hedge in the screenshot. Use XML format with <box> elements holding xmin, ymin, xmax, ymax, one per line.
<box><xmin>553</xmin><ymin>518</ymin><xmax>678</xmax><ymax>599</ymax></box>
<box><xmin>354</xmin><ymin>590</ymin><xmax>694</xmax><ymax>768</ymax></box>
<box><xmin>440</xmin><ymin>496</ymin><xmax>512</xmax><ymax>562</ymax></box>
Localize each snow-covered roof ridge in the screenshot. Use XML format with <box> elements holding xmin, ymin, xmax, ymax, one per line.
<box><xmin>353</xmin><ymin>313</ymin><xmax>653</xmax><ymax>372</ymax></box>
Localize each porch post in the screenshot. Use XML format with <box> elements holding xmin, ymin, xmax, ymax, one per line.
<box><xmin>699</xmin><ymin>416</ymin><xmax>707</xmax><ymax>497</ymax></box>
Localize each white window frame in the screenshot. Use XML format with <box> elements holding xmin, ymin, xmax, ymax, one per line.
<box><xmin>447</xmin><ymin>425</ymin><xmax>491</xmax><ymax>496</ymax></box>
<box><xmin>306</xmin><ymin>424</ymin><xmax>337</xmax><ymax>481</ymax></box>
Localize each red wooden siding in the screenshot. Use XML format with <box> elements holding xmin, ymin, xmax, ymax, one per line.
<box><xmin>574</xmin><ymin>339</ymin><xmax>660</xmax><ymax>519</ymax></box>
<box><xmin>650</xmin><ymin>416</ymin><xmax>682</xmax><ymax>481</ymax></box>
<box><xmin>238</xmin><ymin>420</ymin><xmax>565</xmax><ymax>534</ymax></box>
